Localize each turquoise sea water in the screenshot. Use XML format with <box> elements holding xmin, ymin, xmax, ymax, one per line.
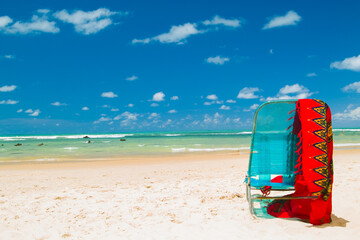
<box><xmin>0</xmin><ymin>129</ymin><xmax>359</xmax><ymax>163</ymax></box>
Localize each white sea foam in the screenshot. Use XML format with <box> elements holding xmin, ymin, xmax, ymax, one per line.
<box><xmin>188</xmin><ymin>147</ymin><xmax>250</xmax><ymax>152</ymax></box>
<box><xmin>0</xmin><ymin>134</ymin><xmax>133</xmax><ymax>141</ymax></box>
<box><xmin>34</xmin><ymin>158</ymin><xmax>56</xmax><ymax>162</ymax></box>
<box><xmin>164</xmin><ymin>134</ymin><xmax>182</xmax><ymax>137</ymax></box>
<box><xmin>137</xmin><ymin>144</ymin><xmax>145</xmax><ymax>147</ymax></box>
<box><xmin>171</xmin><ymin>147</ymin><xmax>249</xmax><ymax>153</ymax></box>
<box><xmin>64</xmin><ymin>147</ymin><xmax>78</xmax><ymax>151</ymax></box>
<box><xmin>333</xmin><ymin>128</ymin><xmax>360</xmax><ymax>132</ymax></box>
<box><xmin>171</xmin><ymin>148</ymin><xmax>186</xmax><ymax>152</ymax></box>
<box><xmin>334</xmin><ymin>143</ymin><xmax>360</xmax><ymax>147</ymax></box>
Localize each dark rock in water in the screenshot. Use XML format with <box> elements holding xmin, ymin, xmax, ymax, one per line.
<box><xmin>120</xmin><ymin>138</ymin><xmax>126</xmax><ymax>141</ymax></box>
<box><xmin>15</xmin><ymin>143</ymin><xmax>22</xmax><ymax>146</ymax></box>
<box><xmin>87</xmin><ymin>140</ymin><xmax>91</xmax><ymax>144</ymax></box>
<box><xmin>83</xmin><ymin>136</ymin><xmax>90</xmax><ymax>138</ymax></box>
<box><xmin>38</xmin><ymin>143</ymin><xmax>44</xmax><ymax>146</ymax></box>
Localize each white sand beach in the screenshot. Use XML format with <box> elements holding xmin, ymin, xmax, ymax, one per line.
<box><xmin>0</xmin><ymin>150</ymin><xmax>359</xmax><ymax>239</ymax></box>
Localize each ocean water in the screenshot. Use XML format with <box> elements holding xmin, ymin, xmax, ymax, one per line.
<box><xmin>0</xmin><ymin>129</ymin><xmax>359</xmax><ymax>163</ymax></box>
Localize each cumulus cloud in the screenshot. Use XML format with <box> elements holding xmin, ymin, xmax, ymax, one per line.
<box><xmin>266</xmin><ymin>83</ymin><xmax>314</xmax><ymax>100</ymax></box>
<box><xmin>306</xmin><ymin>73</ymin><xmax>317</xmax><ymax>77</ymax></box>
<box><xmin>0</xmin><ymin>16</ymin><xmax>13</xmax><ymax>28</ymax></box>
<box><xmin>226</xmin><ymin>99</ymin><xmax>236</xmax><ymax>103</ymax></box>
<box><xmin>1</xmin><ymin>9</ymin><xmax>60</xmax><ymax>34</ymax></box>
<box><xmin>0</xmin><ymin>85</ymin><xmax>17</xmax><ymax>92</ymax></box>
<box><xmin>206</xmin><ymin>56</ymin><xmax>230</xmax><ymax>65</ymax></box>
<box><xmin>114</xmin><ymin>111</ymin><xmax>139</xmax><ymax>126</ymax></box>
<box><xmin>263</xmin><ymin>10</ymin><xmax>301</xmax><ymax>30</ymax></box>
<box><xmin>237</xmin><ymin>87</ymin><xmax>260</xmax><ymax>99</ymax></box>
<box><xmin>132</xmin><ymin>15</ymin><xmax>243</xmax><ymax>45</ymax></box>
<box><xmin>133</xmin><ymin>23</ymin><xmax>203</xmax><ymax>44</ymax></box>
<box><xmin>206</xmin><ymin>94</ymin><xmax>218</xmax><ymax>100</ymax></box>
<box><xmin>82</xmin><ymin>106</ymin><xmax>89</xmax><ymax>111</ymax></box>
<box><xmin>127</xmin><ymin>103</ymin><xmax>134</xmax><ymax>107</ymax></box>
<box><xmin>3</xmin><ymin>55</ymin><xmax>15</xmax><ymax>59</ymax></box>
<box><xmin>330</xmin><ymin>54</ymin><xmax>360</xmax><ymax>72</ymax></box>
<box><xmin>111</xmin><ymin>108</ymin><xmax>119</xmax><ymax>112</ymax></box>
<box><xmin>54</xmin><ymin>8</ymin><xmax>123</xmax><ymax>35</ymax></box>
<box><xmin>244</xmin><ymin>103</ymin><xmax>259</xmax><ymax>112</ymax></box>
<box><xmin>148</xmin><ymin>112</ymin><xmax>160</xmax><ymax>119</ymax></box>
<box><xmin>202</xmin><ymin>15</ymin><xmax>242</xmax><ymax>28</ymax></box>
<box><xmin>334</xmin><ymin>105</ymin><xmax>360</xmax><ymax>120</ymax></box>
<box><xmin>150</xmin><ymin>103</ymin><xmax>159</xmax><ymax>107</ymax></box>
<box><xmin>170</xmin><ymin>96</ymin><xmax>179</xmax><ymax>100</ymax></box>
<box><xmin>101</xmin><ymin>91</ymin><xmax>118</xmax><ymax>98</ymax></box>
<box><xmin>126</xmin><ymin>75</ymin><xmax>138</xmax><ymax>81</ymax></box>
<box><xmin>342</xmin><ymin>81</ymin><xmax>360</xmax><ymax>93</ymax></box>
<box><xmin>168</xmin><ymin>109</ymin><xmax>177</xmax><ymax>113</ymax></box>
<box><xmin>0</xmin><ymin>99</ymin><xmax>18</xmax><ymax>104</ymax></box>
<box><xmin>219</xmin><ymin>105</ymin><xmax>230</xmax><ymax>110</ymax></box>
<box><xmin>51</xmin><ymin>101</ymin><xmax>66</xmax><ymax>106</ymax></box>
<box><xmin>152</xmin><ymin>91</ymin><xmax>165</xmax><ymax>101</ymax></box>
<box><xmin>29</xmin><ymin>109</ymin><xmax>40</xmax><ymax>116</ymax></box>
<box><xmin>204</xmin><ymin>112</ymin><xmax>222</xmax><ymax>125</ymax></box>
<box><xmin>25</xmin><ymin>109</ymin><xmax>33</xmax><ymax>113</ymax></box>
<box><xmin>94</xmin><ymin>116</ymin><xmax>112</xmax><ymax>124</ymax></box>
<box><xmin>17</xmin><ymin>109</ymin><xmax>23</xmax><ymax>113</ymax></box>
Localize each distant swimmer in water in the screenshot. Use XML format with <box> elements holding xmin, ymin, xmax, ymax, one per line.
<box><xmin>87</xmin><ymin>140</ymin><xmax>91</xmax><ymax>143</ymax></box>
<box><xmin>14</xmin><ymin>143</ymin><xmax>22</xmax><ymax>146</ymax></box>
<box><xmin>38</xmin><ymin>143</ymin><xmax>44</xmax><ymax>146</ymax></box>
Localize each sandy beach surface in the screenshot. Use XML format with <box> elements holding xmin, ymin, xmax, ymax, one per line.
<box><xmin>0</xmin><ymin>150</ymin><xmax>359</xmax><ymax>239</ymax></box>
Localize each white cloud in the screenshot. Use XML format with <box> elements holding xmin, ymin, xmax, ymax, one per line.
<box><xmin>237</xmin><ymin>87</ymin><xmax>260</xmax><ymax>99</ymax></box>
<box><xmin>0</xmin><ymin>16</ymin><xmax>13</xmax><ymax>28</ymax></box>
<box><xmin>114</xmin><ymin>111</ymin><xmax>139</xmax><ymax>126</ymax></box>
<box><xmin>148</xmin><ymin>112</ymin><xmax>160</xmax><ymax>119</ymax></box>
<box><xmin>204</xmin><ymin>112</ymin><xmax>222</xmax><ymax>124</ymax></box>
<box><xmin>132</xmin><ymin>38</ymin><xmax>151</xmax><ymax>44</ymax></box>
<box><xmin>29</xmin><ymin>109</ymin><xmax>40</xmax><ymax>117</ymax></box>
<box><xmin>206</xmin><ymin>94</ymin><xmax>218</xmax><ymax>100</ymax></box>
<box><xmin>202</xmin><ymin>15</ymin><xmax>241</xmax><ymax>28</ymax></box>
<box><xmin>226</xmin><ymin>99</ymin><xmax>236</xmax><ymax>103</ymax></box>
<box><xmin>342</xmin><ymin>81</ymin><xmax>360</xmax><ymax>93</ymax></box>
<box><xmin>244</xmin><ymin>103</ymin><xmax>259</xmax><ymax>112</ymax></box>
<box><xmin>3</xmin><ymin>55</ymin><xmax>15</xmax><ymax>59</ymax></box>
<box><xmin>219</xmin><ymin>105</ymin><xmax>230</xmax><ymax>110</ymax></box>
<box><xmin>0</xmin><ymin>85</ymin><xmax>17</xmax><ymax>92</ymax></box>
<box><xmin>168</xmin><ymin>109</ymin><xmax>177</xmax><ymax>113</ymax></box>
<box><xmin>206</xmin><ymin>56</ymin><xmax>230</xmax><ymax>65</ymax></box>
<box><xmin>54</xmin><ymin>8</ymin><xmax>122</xmax><ymax>35</ymax></box>
<box><xmin>150</xmin><ymin>103</ymin><xmax>159</xmax><ymax>107</ymax></box>
<box><xmin>1</xmin><ymin>10</ymin><xmax>59</xmax><ymax>34</ymax></box>
<box><xmin>0</xmin><ymin>99</ymin><xmax>18</xmax><ymax>104</ymax></box>
<box><xmin>127</xmin><ymin>103</ymin><xmax>134</xmax><ymax>107</ymax></box>
<box><xmin>126</xmin><ymin>75</ymin><xmax>138</xmax><ymax>81</ymax></box>
<box><xmin>51</xmin><ymin>101</ymin><xmax>66</xmax><ymax>106</ymax></box>
<box><xmin>25</xmin><ymin>109</ymin><xmax>33</xmax><ymax>113</ymax></box>
<box><xmin>204</xmin><ymin>102</ymin><xmax>212</xmax><ymax>106</ymax></box>
<box><xmin>17</xmin><ymin>109</ymin><xmax>23</xmax><ymax>113</ymax></box>
<box><xmin>111</xmin><ymin>108</ymin><xmax>119</xmax><ymax>112</ymax></box>
<box><xmin>306</xmin><ymin>73</ymin><xmax>317</xmax><ymax>77</ymax></box>
<box><xmin>170</xmin><ymin>96</ymin><xmax>179</xmax><ymax>100</ymax></box>
<box><xmin>263</xmin><ymin>10</ymin><xmax>301</xmax><ymax>30</ymax></box>
<box><xmin>152</xmin><ymin>91</ymin><xmax>165</xmax><ymax>101</ymax></box>
<box><xmin>334</xmin><ymin>105</ymin><xmax>360</xmax><ymax>120</ymax></box>
<box><xmin>101</xmin><ymin>91</ymin><xmax>118</xmax><ymax>98</ymax></box>
<box><xmin>266</xmin><ymin>84</ymin><xmax>314</xmax><ymax>100</ymax></box>
<box><xmin>82</xmin><ymin>106</ymin><xmax>89</xmax><ymax>111</ymax></box>
<box><xmin>132</xmin><ymin>22</ymin><xmax>203</xmax><ymax>44</ymax></box>
<box><xmin>94</xmin><ymin>116</ymin><xmax>112</xmax><ymax>123</ymax></box>
<box><xmin>330</xmin><ymin>54</ymin><xmax>360</xmax><ymax>72</ymax></box>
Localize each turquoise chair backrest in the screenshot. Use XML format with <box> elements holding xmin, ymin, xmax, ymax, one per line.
<box><xmin>248</xmin><ymin>100</ymin><xmax>298</xmax><ymax>188</ymax></box>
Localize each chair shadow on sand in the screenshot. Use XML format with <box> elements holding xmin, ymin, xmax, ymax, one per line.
<box><xmin>306</xmin><ymin>214</ymin><xmax>349</xmax><ymax>228</ymax></box>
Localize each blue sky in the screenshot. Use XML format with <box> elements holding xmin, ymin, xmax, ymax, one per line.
<box><xmin>1</xmin><ymin>0</ymin><xmax>360</xmax><ymax>134</ymax></box>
